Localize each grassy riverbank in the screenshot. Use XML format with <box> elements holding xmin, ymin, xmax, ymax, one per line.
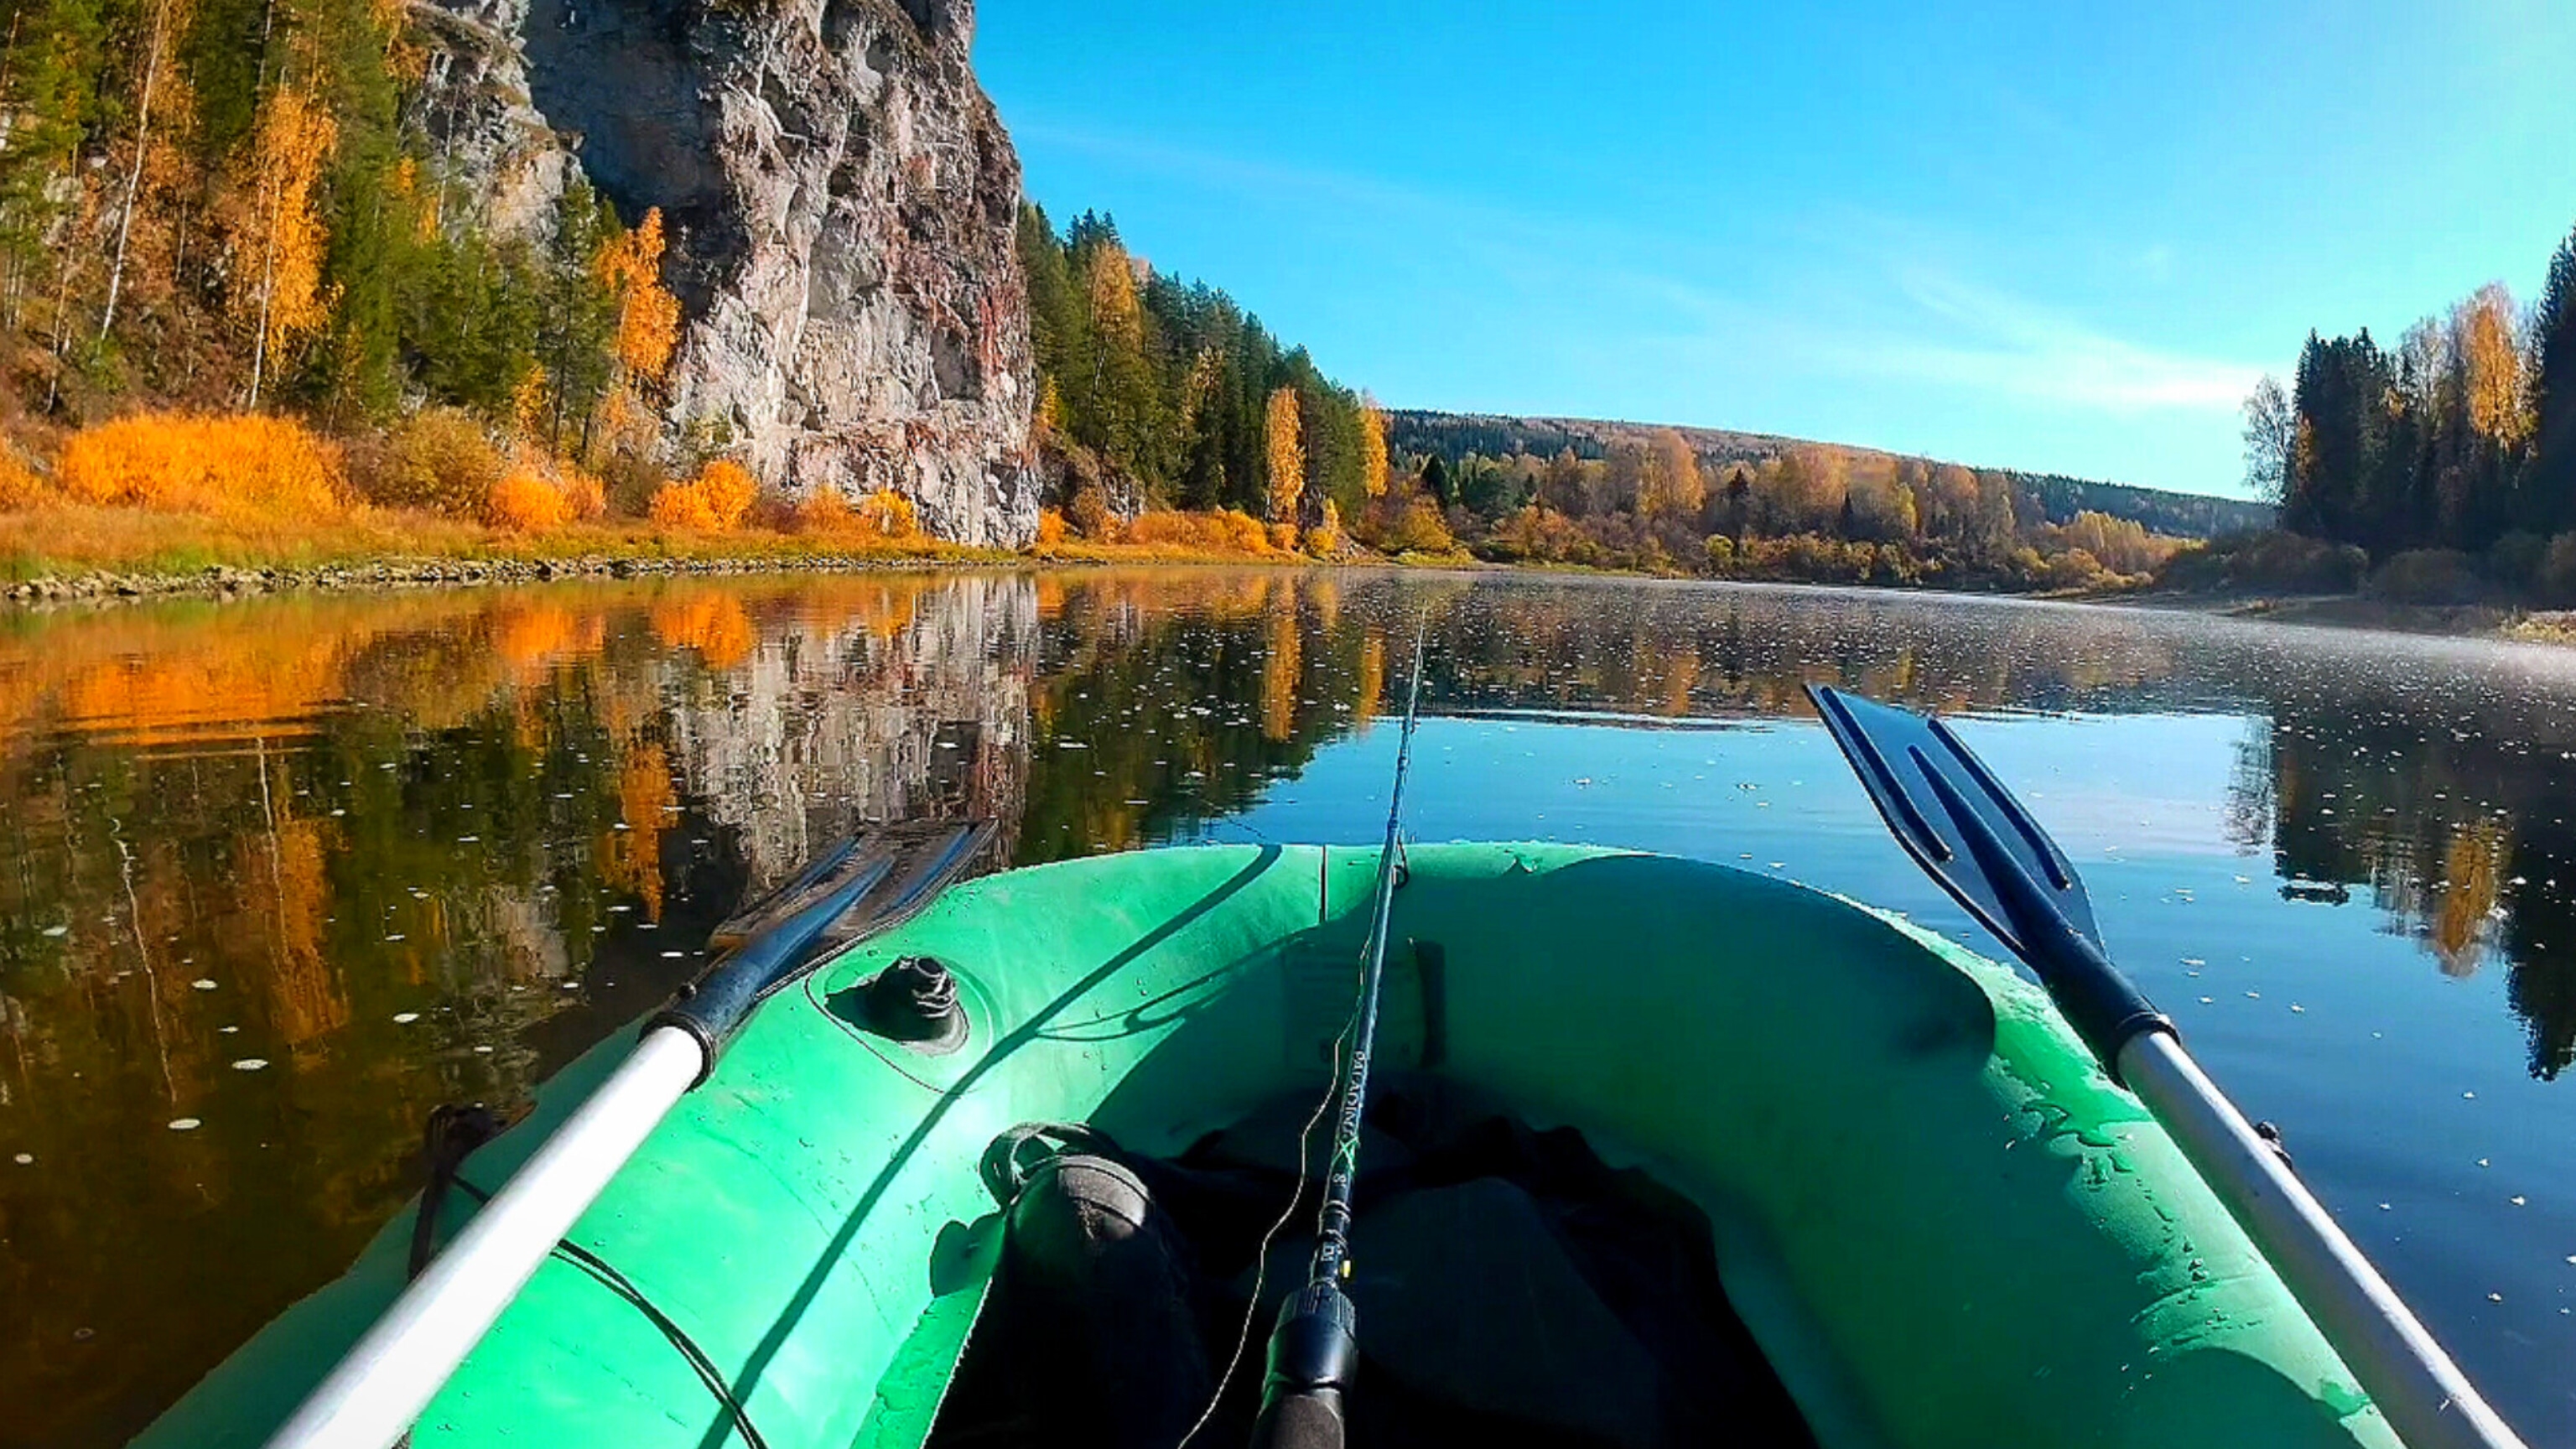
<box><xmin>0</xmin><ymin>497</ymin><xmax>1391</xmax><ymax>602</ymax></box>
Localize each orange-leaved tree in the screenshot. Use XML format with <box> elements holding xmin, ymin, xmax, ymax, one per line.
<box><xmin>234</xmin><ymin>81</ymin><xmax>340</xmax><ymax>406</ymax></box>
<box><xmin>1358</xmin><ymin>395</ymin><xmax>1389</xmax><ymax>498</ymax></box>
<box><xmin>593</xmin><ymin>207</ymin><xmax>683</xmax><ymax>454</ymax></box>
<box><xmin>2457</xmin><ymin>283</ymin><xmax>2532</xmax><ymax>449</ymax></box>
<box><xmin>1265</xmin><ymin>386</ymin><xmax>1303</xmax><ymax>532</ymax></box>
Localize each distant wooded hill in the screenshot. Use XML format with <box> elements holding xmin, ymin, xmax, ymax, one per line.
<box><xmin>1386</xmin><ymin>410</ymin><xmax>2273</xmax><ymax>540</ymax></box>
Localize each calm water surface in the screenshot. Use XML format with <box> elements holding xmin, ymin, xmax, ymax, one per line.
<box><xmin>3</xmin><ymin>569</ymin><xmax>2573</xmax><ymax>1445</ymax></box>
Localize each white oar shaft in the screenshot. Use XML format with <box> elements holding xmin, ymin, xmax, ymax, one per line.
<box><xmin>2119</xmin><ymin>1031</ymin><xmax>2523</xmax><ymax>1449</ymax></box>
<box><xmin>263</xmin><ymin>1027</ymin><xmax>706</xmax><ymax>1449</ymax></box>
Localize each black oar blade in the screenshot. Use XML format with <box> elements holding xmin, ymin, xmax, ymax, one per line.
<box><xmin>1805</xmin><ymin>685</ymin><xmax>2102</xmax><ymax>956</ymax></box>
<box><xmin>709</xmin><ymin>818</ymin><xmax>993</xmax><ymax>952</ymax></box>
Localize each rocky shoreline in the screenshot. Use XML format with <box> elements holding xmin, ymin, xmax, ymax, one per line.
<box><xmin>0</xmin><ymin>551</ymin><xmax>1025</xmax><ymax>607</ymax></box>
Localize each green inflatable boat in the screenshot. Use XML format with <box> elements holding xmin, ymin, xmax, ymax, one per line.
<box><xmin>144</xmin><ymin>840</ymin><xmax>2402</xmax><ymax>1449</ymax></box>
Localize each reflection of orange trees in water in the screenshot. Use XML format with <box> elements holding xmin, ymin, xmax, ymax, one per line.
<box><xmin>2431</xmin><ymin>821</ymin><xmax>2511</xmax><ymax>977</ymax></box>
<box><xmin>650</xmin><ymin>590</ymin><xmax>756</xmax><ymax>670</ymax></box>
<box><xmin>490</xmin><ymin>602</ymin><xmax>608</xmax><ymax>679</ymax></box>
<box><xmin>57</xmin><ymin>633</ymin><xmax>350</xmax><ymax>747</ymax></box>
<box><xmin>0</xmin><ymin>590</ymin><xmax>582</xmax><ymax>756</ymax></box>
<box><xmin>601</xmin><ymin>745</ymin><xmax>673</xmax><ymax>919</ymax></box>
<box><xmin>247</xmin><ymin>816</ymin><xmax>349</xmax><ymax>1045</ymax></box>
<box><xmin>779</xmin><ymin>575</ymin><xmax>922</xmax><ymax>647</ymax></box>
<box><xmin>1657</xmin><ymin>652</ymin><xmax>1700</xmax><ymax>717</ymax></box>
<box><xmin>1307</xmin><ymin>575</ymin><xmax>1342</xmax><ymax>631</ymax></box>
<box><xmin>1262</xmin><ymin>605</ymin><xmax>1302</xmax><ymax>742</ymax></box>
<box><xmin>1355</xmin><ymin>636</ymin><xmax>1385</xmax><ymax>734</ymax></box>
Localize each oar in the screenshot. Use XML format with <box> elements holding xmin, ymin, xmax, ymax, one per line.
<box><xmin>1248</xmin><ymin>626</ymin><xmax>1431</xmax><ymax>1449</ymax></box>
<box><xmin>264</xmin><ymin>818</ymin><xmax>992</xmax><ymax>1449</ymax></box>
<box><xmin>1805</xmin><ymin>686</ymin><xmax>2524</xmax><ymax>1449</ymax></box>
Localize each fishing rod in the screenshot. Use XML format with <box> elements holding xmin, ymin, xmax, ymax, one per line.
<box><xmin>1248</xmin><ymin>625</ymin><xmax>1429</xmax><ymax>1449</ymax></box>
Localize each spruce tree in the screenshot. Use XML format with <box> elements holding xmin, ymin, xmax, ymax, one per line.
<box><xmin>2533</xmin><ymin>226</ymin><xmax>2576</xmax><ymax>534</ymax></box>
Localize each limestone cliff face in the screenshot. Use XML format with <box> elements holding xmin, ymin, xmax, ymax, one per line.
<box><xmin>409</xmin><ymin>0</ymin><xmax>1039</xmax><ymax>545</ymax></box>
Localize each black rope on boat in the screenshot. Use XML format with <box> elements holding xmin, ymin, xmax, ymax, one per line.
<box><xmin>432</xmin><ymin>1176</ymin><xmax>771</xmax><ymax>1449</ymax></box>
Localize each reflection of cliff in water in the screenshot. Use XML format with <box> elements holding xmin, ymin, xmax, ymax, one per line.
<box><xmin>0</xmin><ymin>575</ymin><xmax>1036</xmax><ymax>1447</ymax></box>
<box><xmin>9</xmin><ymin>569</ymin><xmax>2576</xmax><ymax>1446</ymax></box>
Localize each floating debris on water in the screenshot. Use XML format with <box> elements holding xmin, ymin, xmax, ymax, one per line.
<box><xmin>231</xmin><ymin>1058</ymin><xmax>268</xmax><ymax>1072</ymax></box>
<box><xmin>392</xmin><ymin>1012</ymin><xmax>420</xmax><ymax>1024</ymax></box>
<box><xmin>168</xmin><ymin>1118</ymin><xmax>200</xmax><ymax>1131</ymax></box>
<box><xmin>191</xmin><ymin>979</ymin><xmax>217</xmax><ymax>990</ymax></box>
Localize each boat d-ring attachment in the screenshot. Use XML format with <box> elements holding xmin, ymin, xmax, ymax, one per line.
<box><xmin>854</xmin><ymin>955</ymin><xmax>970</xmax><ymax>1054</ymax></box>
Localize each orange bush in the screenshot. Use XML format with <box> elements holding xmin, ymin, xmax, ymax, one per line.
<box><xmin>562</xmin><ymin>470</ymin><xmax>606</xmax><ymax>521</ymax></box>
<box><xmin>792</xmin><ymin>486</ymin><xmax>853</xmax><ymax>533</ymax></box>
<box><xmin>0</xmin><ymin>449</ymin><xmax>48</xmax><ymax>510</ymax></box>
<box><xmin>56</xmin><ymin>412</ymin><xmax>345</xmax><ymax>520</ymax></box>
<box><xmin>854</xmin><ymin>488</ymin><xmax>917</xmax><ymax>539</ymax></box>
<box><xmin>1122</xmin><ymin>508</ymin><xmax>1275</xmax><ymax>555</ymax></box>
<box><xmin>649</xmin><ymin>460</ymin><xmax>759</xmax><ymax>532</ymax></box>
<box><xmin>791</xmin><ymin>484</ymin><xmax>917</xmax><ymax>542</ymax></box>
<box><xmin>1035</xmin><ymin>508</ymin><xmax>1068</xmax><ymax>547</ymax></box>
<box><xmin>486</xmin><ymin>468</ymin><xmax>572</xmax><ymax>531</ymax></box>
<box><xmin>357</xmin><ymin>407</ymin><xmax>503</xmax><ymax>514</ymax></box>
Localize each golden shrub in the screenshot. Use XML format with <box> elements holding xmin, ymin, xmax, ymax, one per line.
<box><xmin>56</xmin><ymin>412</ymin><xmax>345</xmax><ymax>519</ymax></box>
<box><xmin>1035</xmin><ymin>508</ymin><xmax>1068</xmax><ymax>547</ymax></box>
<box><xmin>1067</xmin><ymin>483</ymin><xmax>1113</xmax><ymax>539</ymax></box>
<box><xmin>649</xmin><ymin>460</ymin><xmax>759</xmax><ymax>532</ymax></box>
<box><xmin>486</xmin><ymin>468</ymin><xmax>572</xmax><ymax>531</ymax></box>
<box><xmin>0</xmin><ymin>449</ymin><xmax>49</xmax><ymax>510</ymax></box>
<box><xmin>697</xmin><ymin>461</ymin><xmax>756</xmax><ymax>528</ymax></box>
<box><xmin>562</xmin><ymin>470</ymin><xmax>606</xmax><ymax>521</ymax></box>
<box><xmin>647</xmin><ymin>482</ymin><xmax>714</xmax><ymax>529</ymax></box>
<box><xmin>361</xmin><ymin>408</ymin><xmax>504</xmax><ymax>514</ymax></box>
<box><xmin>854</xmin><ymin>488</ymin><xmax>917</xmax><ymax>539</ymax></box>
<box><xmin>792</xmin><ymin>485</ymin><xmax>919</xmax><ymax>543</ymax></box>
<box><xmin>792</xmin><ymin>486</ymin><xmax>853</xmax><ymax>533</ymax></box>
<box><xmin>1121</xmin><ymin>508</ymin><xmax>1276</xmax><ymax>555</ymax></box>
<box><xmin>1305</xmin><ymin>503</ymin><xmax>1346</xmax><ymax>558</ymax></box>
<box><xmin>1220</xmin><ymin>509</ymin><xmax>1272</xmax><ymax>553</ymax></box>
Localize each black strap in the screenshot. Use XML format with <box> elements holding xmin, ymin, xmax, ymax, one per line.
<box><xmin>411</xmin><ymin>1107</ymin><xmax>768</xmax><ymax>1449</ymax></box>
<box><xmin>978</xmin><ymin>1120</ymin><xmax>1124</xmax><ymax>1208</ymax></box>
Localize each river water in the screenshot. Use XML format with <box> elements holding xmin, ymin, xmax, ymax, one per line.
<box><xmin>2</xmin><ymin>569</ymin><xmax>2572</xmax><ymax>1446</ymax></box>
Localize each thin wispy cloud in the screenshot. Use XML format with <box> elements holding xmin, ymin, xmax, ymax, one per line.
<box><xmin>1813</xmin><ymin>268</ymin><xmax>2261</xmax><ymax>413</ymax></box>
<box><xmin>1017</xmin><ymin>120</ymin><xmax>2260</xmax><ymax>433</ymax></box>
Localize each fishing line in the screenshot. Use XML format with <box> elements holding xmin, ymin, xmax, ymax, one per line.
<box><xmin>1175</xmin><ymin>1010</ymin><xmax>1349</xmax><ymax>1449</ymax></box>
<box><xmin>1177</xmin><ymin>621</ymin><xmax>1429</xmax><ymax>1448</ymax></box>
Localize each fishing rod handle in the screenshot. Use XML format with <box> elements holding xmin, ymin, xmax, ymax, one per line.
<box><xmin>2117</xmin><ymin>1031</ymin><xmax>2527</xmax><ymax>1449</ymax></box>
<box><xmin>1249</xmin><ymin>1280</ymin><xmax>1358</xmax><ymax>1449</ymax></box>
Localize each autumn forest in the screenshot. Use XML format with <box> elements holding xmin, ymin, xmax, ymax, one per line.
<box><xmin>0</xmin><ymin>0</ymin><xmax>2570</xmax><ymax>609</ymax></box>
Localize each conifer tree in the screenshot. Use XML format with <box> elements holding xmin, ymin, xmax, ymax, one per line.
<box><xmin>2533</xmin><ymin>226</ymin><xmax>2576</xmax><ymax>532</ymax></box>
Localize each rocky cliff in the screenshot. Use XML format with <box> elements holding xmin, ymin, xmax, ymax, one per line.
<box><xmin>408</xmin><ymin>0</ymin><xmax>1040</xmax><ymax>545</ymax></box>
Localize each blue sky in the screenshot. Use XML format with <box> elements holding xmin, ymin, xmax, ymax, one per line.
<box><xmin>976</xmin><ymin>1</ymin><xmax>2576</xmax><ymax>499</ymax></box>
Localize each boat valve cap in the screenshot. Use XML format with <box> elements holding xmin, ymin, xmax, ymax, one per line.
<box><xmin>860</xmin><ymin>955</ymin><xmax>969</xmax><ymax>1053</ymax></box>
